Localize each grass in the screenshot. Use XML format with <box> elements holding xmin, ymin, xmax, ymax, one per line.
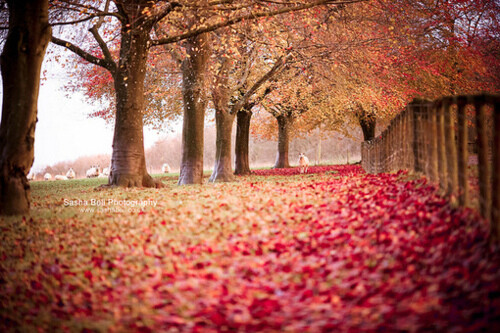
<box><xmin>22</xmin><ymin>169</ymin><xmax>312</xmax><ymax>230</ymax></box>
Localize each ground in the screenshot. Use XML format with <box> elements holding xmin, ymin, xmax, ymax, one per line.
<box><xmin>1</xmin><ymin>165</ymin><xmax>499</xmax><ymax>332</ymax></box>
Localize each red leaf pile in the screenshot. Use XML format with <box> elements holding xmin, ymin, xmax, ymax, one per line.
<box><xmin>1</xmin><ymin>165</ymin><xmax>499</xmax><ymax>332</ymax></box>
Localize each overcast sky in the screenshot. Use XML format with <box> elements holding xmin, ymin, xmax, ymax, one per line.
<box><xmin>0</xmin><ymin>57</ymin><xmax>167</xmax><ymax>173</ymax></box>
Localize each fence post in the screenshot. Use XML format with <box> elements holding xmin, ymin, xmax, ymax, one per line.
<box><xmin>402</xmin><ymin>111</ymin><xmax>407</xmax><ymax>170</ymax></box>
<box><xmin>437</xmin><ymin>101</ymin><xmax>448</xmax><ymax>191</ymax></box>
<box><xmin>361</xmin><ymin>142</ymin><xmax>365</xmax><ymax>170</ymax></box>
<box><xmin>369</xmin><ymin>142</ymin><xmax>372</xmax><ymax>173</ymax></box>
<box><xmin>384</xmin><ymin>132</ymin><xmax>388</xmax><ymax>172</ymax></box>
<box><xmin>394</xmin><ymin>113</ymin><xmax>403</xmax><ymax>170</ymax></box>
<box><xmin>388</xmin><ymin>122</ymin><xmax>392</xmax><ymax>172</ymax></box>
<box><xmin>411</xmin><ymin>101</ymin><xmax>422</xmax><ymax>173</ymax></box>
<box><xmin>428</xmin><ymin>103</ymin><xmax>439</xmax><ymax>183</ymax></box>
<box><xmin>407</xmin><ymin>106</ymin><xmax>415</xmax><ymax>172</ymax></box>
<box><xmin>387</xmin><ymin>123</ymin><xmax>392</xmax><ymax>172</ymax></box>
<box><xmin>491</xmin><ymin>95</ymin><xmax>500</xmax><ymax>242</ymax></box>
<box><xmin>403</xmin><ymin>109</ymin><xmax>409</xmax><ymax>170</ymax></box>
<box><xmin>368</xmin><ymin>142</ymin><xmax>373</xmax><ymax>173</ymax></box>
<box><xmin>378</xmin><ymin>137</ymin><xmax>383</xmax><ymax>173</ymax></box>
<box><xmin>475</xmin><ymin>95</ymin><xmax>491</xmax><ymax>220</ymax></box>
<box><xmin>444</xmin><ymin>98</ymin><xmax>458</xmax><ymax>195</ymax></box>
<box><xmin>420</xmin><ymin>101</ymin><xmax>431</xmax><ymax>177</ymax></box>
<box><xmin>456</xmin><ymin>96</ymin><xmax>469</xmax><ymax>207</ymax></box>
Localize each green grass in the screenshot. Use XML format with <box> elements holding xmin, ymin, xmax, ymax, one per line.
<box><xmin>24</xmin><ymin>168</ymin><xmax>328</xmax><ymax>222</ymax></box>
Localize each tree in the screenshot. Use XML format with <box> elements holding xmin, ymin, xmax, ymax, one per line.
<box><xmin>178</xmin><ymin>32</ymin><xmax>211</xmax><ymax>185</ymax></box>
<box><xmin>68</xmin><ymin>44</ymin><xmax>183</xmax><ymax>131</ymax></box>
<box><xmin>51</xmin><ymin>0</ymin><xmax>362</xmax><ymax>187</ymax></box>
<box><xmin>234</xmin><ymin>106</ymin><xmax>253</xmax><ymax>175</ymax></box>
<box><xmin>355</xmin><ymin>106</ymin><xmax>376</xmax><ymax>141</ymax></box>
<box><xmin>207</xmin><ymin>26</ymin><xmax>288</xmax><ymax>182</ymax></box>
<box><xmin>287</xmin><ymin>0</ymin><xmax>500</xmax><ymax>142</ymax></box>
<box><xmin>272</xmin><ymin>107</ymin><xmax>295</xmax><ymax>168</ymax></box>
<box><xmin>0</xmin><ymin>0</ymin><xmax>51</xmax><ymax>215</ymax></box>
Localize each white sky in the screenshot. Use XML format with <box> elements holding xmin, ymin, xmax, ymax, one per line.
<box><xmin>0</xmin><ymin>57</ymin><xmax>167</xmax><ymax>173</ymax></box>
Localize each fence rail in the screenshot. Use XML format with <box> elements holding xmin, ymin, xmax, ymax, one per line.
<box><xmin>361</xmin><ymin>94</ymin><xmax>500</xmax><ymax>242</ymax></box>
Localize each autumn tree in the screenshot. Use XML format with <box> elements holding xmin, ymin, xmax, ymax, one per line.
<box><xmin>206</xmin><ymin>24</ymin><xmax>290</xmax><ymax>181</ymax></box>
<box><xmin>287</xmin><ymin>0</ymin><xmax>499</xmax><ymax>142</ymax></box>
<box><xmin>50</xmin><ymin>0</ymin><xmax>361</xmax><ymax>188</ymax></box>
<box><xmin>232</xmin><ymin>18</ymin><xmax>307</xmax><ymax>175</ymax></box>
<box><xmin>234</xmin><ymin>86</ymin><xmax>275</xmax><ymax>175</ymax></box>
<box><xmin>67</xmin><ymin>45</ymin><xmax>183</xmax><ymax>131</ymax></box>
<box><xmin>0</xmin><ymin>0</ymin><xmax>51</xmax><ymax>215</ymax></box>
<box><xmin>259</xmin><ymin>71</ymin><xmax>320</xmax><ymax>168</ymax></box>
<box><xmin>235</xmin><ymin>11</ymin><xmax>337</xmax><ymax>171</ymax></box>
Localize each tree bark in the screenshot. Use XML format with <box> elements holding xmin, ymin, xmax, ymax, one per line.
<box><xmin>209</xmin><ymin>56</ymin><xmax>235</xmax><ymax>183</ymax></box>
<box><xmin>178</xmin><ymin>34</ymin><xmax>210</xmax><ymax>185</ymax></box>
<box><xmin>273</xmin><ymin>114</ymin><xmax>293</xmax><ymax>168</ymax></box>
<box><xmin>209</xmin><ymin>109</ymin><xmax>236</xmax><ymax>182</ymax></box>
<box><xmin>358</xmin><ymin>110</ymin><xmax>376</xmax><ymax>141</ymax></box>
<box><xmin>234</xmin><ymin>110</ymin><xmax>252</xmax><ymax>175</ymax></box>
<box><xmin>108</xmin><ymin>23</ymin><xmax>159</xmax><ymax>188</ymax></box>
<box><xmin>0</xmin><ymin>0</ymin><xmax>51</xmax><ymax>215</ymax></box>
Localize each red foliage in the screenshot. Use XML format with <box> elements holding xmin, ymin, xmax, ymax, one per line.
<box><xmin>1</xmin><ymin>165</ymin><xmax>499</xmax><ymax>331</ymax></box>
<box><xmin>251</xmin><ymin>164</ymin><xmax>363</xmax><ymax>176</ymax></box>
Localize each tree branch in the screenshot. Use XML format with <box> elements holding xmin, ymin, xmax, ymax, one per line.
<box><xmin>150</xmin><ymin>0</ymin><xmax>366</xmax><ymax>46</ymax></box>
<box><xmin>87</xmin><ymin>0</ymin><xmax>115</xmax><ymax>66</ymax></box>
<box><xmin>233</xmin><ymin>44</ymin><xmax>258</xmax><ymax>92</ymax></box>
<box><xmin>51</xmin><ymin>36</ymin><xmax>117</xmax><ymax>73</ymax></box>
<box><xmin>88</xmin><ymin>26</ymin><xmax>115</xmax><ymax>67</ymax></box>
<box><xmin>50</xmin><ymin>11</ymin><xmax>123</xmax><ymax>27</ymax></box>
<box><xmin>146</xmin><ymin>1</ymin><xmax>182</xmax><ymax>26</ymax></box>
<box><xmin>232</xmin><ymin>54</ymin><xmax>290</xmax><ymax>114</ymax></box>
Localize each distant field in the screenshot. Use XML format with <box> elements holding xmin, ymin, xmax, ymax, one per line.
<box><xmin>1</xmin><ymin>164</ymin><xmax>499</xmax><ymax>332</ymax></box>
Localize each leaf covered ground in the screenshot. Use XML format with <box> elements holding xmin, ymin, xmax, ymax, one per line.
<box><xmin>1</xmin><ymin>165</ymin><xmax>499</xmax><ymax>332</ymax></box>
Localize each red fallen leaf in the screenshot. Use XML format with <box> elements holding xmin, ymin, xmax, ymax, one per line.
<box><xmin>250</xmin><ymin>298</ymin><xmax>281</xmax><ymax>318</ymax></box>
<box><xmin>152</xmin><ymin>302</ymin><xmax>170</xmax><ymax>309</ymax></box>
<box><xmin>68</xmin><ymin>284</ymin><xmax>78</xmax><ymax>291</ymax></box>
<box><xmin>300</xmin><ymin>289</ymin><xmax>314</xmax><ymax>300</ymax></box>
<box><xmin>91</xmin><ymin>255</ymin><xmax>103</xmax><ymax>268</ymax></box>
<box><xmin>130</xmin><ymin>326</ymin><xmax>152</xmax><ymax>333</ymax></box>
<box><xmin>84</xmin><ymin>270</ymin><xmax>93</xmax><ymax>281</ymax></box>
<box><xmin>64</xmin><ymin>270</ymin><xmax>77</xmax><ymax>276</ymax></box>
<box><xmin>209</xmin><ymin>310</ymin><xmax>226</xmax><ymax>326</ymax></box>
<box><xmin>30</xmin><ymin>280</ymin><xmax>43</xmax><ymax>290</ymax></box>
<box><xmin>194</xmin><ymin>262</ymin><xmax>206</xmax><ymax>269</ymax></box>
<box><xmin>154</xmin><ymin>314</ymin><xmax>186</xmax><ymax>325</ymax></box>
<box><xmin>81</xmin><ymin>328</ymin><xmax>96</xmax><ymax>333</ymax></box>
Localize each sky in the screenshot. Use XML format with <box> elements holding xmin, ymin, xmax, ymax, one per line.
<box><xmin>0</xmin><ymin>58</ymin><xmax>167</xmax><ymax>173</ymax></box>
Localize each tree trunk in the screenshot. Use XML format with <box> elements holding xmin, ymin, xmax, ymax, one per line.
<box><xmin>234</xmin><ymin>110</ymin><xmax>252</xmax><ymax>175</ymax></box>
<box><xmin>0</xmin><ymin>0</ymin><xmax>51</xmax><ymax>215</ymax></box>
<box><xmin>358</xmin><ymin>111</ymin><xmax>376</xmax><ymax>141</ymax></box>
<box><xmin>178</xmin><ymin>34</ymin><xmax>210</xmax><ymax>185</ymax></box>
<box><xmin>273</xmin><ymin>114</ymin><xmax>293</xmax><ymax>168</ymax></box>
<box><xmin>108</xmin><ymin>25</ymin><xmax>159</xmax><ymax>188</ymax></box>
<box><xmin>316</xmin><ymin>125</ymin><xmax>322</xmax><ymax>165</ymax></box>
<box><xmin>209</xmin><ymin>109</ymin><xmax>236</xmax><ymax>182</ymax></box>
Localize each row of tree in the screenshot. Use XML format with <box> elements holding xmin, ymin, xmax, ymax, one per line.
<box><xmin>37</xmin><ymin>125</ymin><xmax>362</xmax><ymax>178</ymax></box>
<box><xmin>1</xmin><ymin>0</ymin><xmax>498</xmax><ymax>214</ymax></box>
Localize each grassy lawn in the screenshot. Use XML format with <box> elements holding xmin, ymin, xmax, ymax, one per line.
<box><xmin>1</xmin><ymin>165</ymin><xmax>499</xmax><ymax>332</ymax></box>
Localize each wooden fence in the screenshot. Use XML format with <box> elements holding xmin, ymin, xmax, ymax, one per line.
<box><xmin>361</xmin><ymin>94</ymin><xmax>500</xmax><ymax>242</ymax></box>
